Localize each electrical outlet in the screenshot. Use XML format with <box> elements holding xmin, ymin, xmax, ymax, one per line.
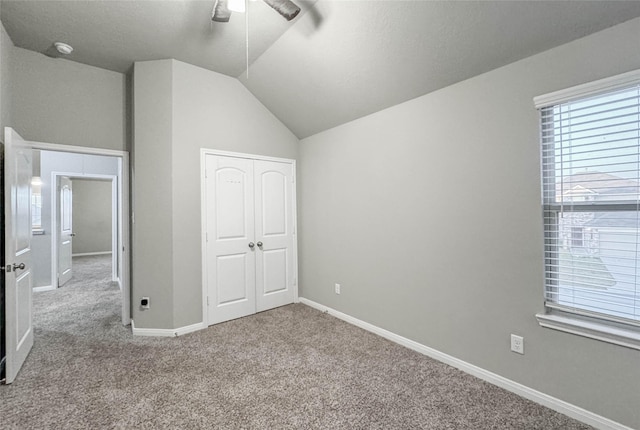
<box><xmin>335</xmin><ymin>283</ymin><xmax>341</xmax><ymax>295</ymax></box>
<box><xmin>510</xmin><ymin>334</ymin><xmax>524</xmax><ymax>354</ymax></box>
<box><xmin>141</xmin><ymin>297</ymin><xmax>150</xmax><ymax>310</ymax></box>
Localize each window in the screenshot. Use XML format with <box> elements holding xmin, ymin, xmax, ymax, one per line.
<box><xmin>536</xmin><ymin>70</ymin><xmax>640</xmax><ymax>349</ymax></box>
<box><xmin>570</xmin><ymin>227</ymin><xmax>583</xmax><ymax>248</ymax></box>
<box><xmin>31</xmin><ymin>176</ymin><xmax>43</xmax><ymax>232</ymax></box>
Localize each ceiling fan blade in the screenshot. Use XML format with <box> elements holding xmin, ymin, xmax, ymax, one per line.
<box><xmin>212</xmin><ymin>0</ymin><xmax>232</xmax><ymax>22</ymax></box>
<box><xmin>262</xmin><ymin>0</ymin><xmax>301</xmax><ymax>21</ymax></box>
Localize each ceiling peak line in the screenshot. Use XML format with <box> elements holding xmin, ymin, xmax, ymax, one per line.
<box><xmin>211</xmin><ymin>0</ymin><xmax>301</xmax><ymax>79</ymax></box>
<box><xmin>245</xmin><ymin>0</ymin><xmax>250</xmax><ymax>79</ymax></box>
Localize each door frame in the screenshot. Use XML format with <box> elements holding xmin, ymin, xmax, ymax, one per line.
<box><xmin>200</xmin><ymin>149</ymin><xmax>298</xmax><ymax>327</ymax></box>
<box><xmin>51</xmin><ymin>173</ymin><xmax>118</xmax><ymax>288</ymax></box>
<box><xmin>30</xmin><ymin>141</ymin><xmax>131</xmax><ymax>326</ymax></box>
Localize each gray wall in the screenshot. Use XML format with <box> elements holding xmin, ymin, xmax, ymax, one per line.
<box><xmin>0</xmin><ymin>21</ymin><xmax>13</xmax><ymax>132</ymax></box>
<box><xmin>32</xmin><ymin>151</ymin><xmax>118</xmax><ymax>288</ymax></box>
<box><xmin>10</xmin><ymin>47</ymin><xmax>126</xmax><ymax>151</ymax></box>
<box><xmin>1</xmin><ymin>39</ymin><xmax>127</xmax><ymax>287</ymax></box>
<box><xmin>72</xmin><ymin>179</ymin><xmax>112</xmax><ymax>255</ymax></box>
<box><xmin>298</xmin><ymin>17</ymin><xmax>640</xmax><ymax>429</ymax></box>
<box><xmin>131</xmin><ymin>60</ymin><xmax>174</xmax><ymax>328</ymax></box>
<box><xmin>132</xmin><ymin>59</ymin><xmax>298</xmax><ymax>329</ymax></box>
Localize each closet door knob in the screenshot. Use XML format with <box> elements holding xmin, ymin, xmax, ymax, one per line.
<box><xmin>248</xmin><ymin>242</ymin><xmax>255</xmax><ymax>249</ymax></box>
<box><xmin>257</xmin><ymin>241</ymin><xmax>263</xmax><ymax>247</ymax></box>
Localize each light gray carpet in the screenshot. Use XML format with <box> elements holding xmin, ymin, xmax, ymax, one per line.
<box><xmin>0</xmin><ymin>255</ymin><xmax>592</xmax><ymax>429</ymax></box>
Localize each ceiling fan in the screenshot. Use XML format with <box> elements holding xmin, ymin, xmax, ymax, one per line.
<box><xmin>212</xmin><ymin>0</ymin><xmax>301</xmax><ymax>23</ymax></box>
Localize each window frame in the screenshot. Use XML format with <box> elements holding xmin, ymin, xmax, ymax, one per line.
<box><xmin>534</xmin><ymin>69</ymin><xmax>640</xmax><ymax>350</ymax></box>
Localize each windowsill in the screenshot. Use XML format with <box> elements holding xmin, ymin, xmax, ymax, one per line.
<box><xmin>32</xmin><ymin>229</ymin><xmax>45</xmax><ymax>235</ymax></box>
<box><xmin>536</xmin><ymin>312</ymin><xmax>640</xmax><ymax>351</ymax></box>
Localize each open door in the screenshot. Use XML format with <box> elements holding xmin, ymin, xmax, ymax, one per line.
<box><xmin>4</xmin><ymin>127</ymin><xmax>34</xmax><ymax>384</ymax></box>
<box><xmin>57</xmin><ymin>176</ymin><xmax>73</xmax><ymax>286</ymax></box>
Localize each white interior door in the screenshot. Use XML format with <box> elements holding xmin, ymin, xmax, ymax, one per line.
<box><xmin>4</xmin><ymin>127</ymin><xmax>34</xmax><ymax>384</ymax></box>
<box><xmin>254</xmin><ymin>160</ymin><xmax>295</xmax><ymax>312</ymax></box>
<box><xmin>205</xmin><ymin>155</ymin><xmax>256</xmax><ymax>325</ymax></box>
<box><xmin>57</xmin><ymin>176</ymin><xmax>73</xmax><ymax>286</ymax></box>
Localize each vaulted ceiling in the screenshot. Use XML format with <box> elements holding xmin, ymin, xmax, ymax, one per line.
<box><xmin>3</xmin><ymin>1</ymin><xmax>640</xmax><ymax>138</ymax></box>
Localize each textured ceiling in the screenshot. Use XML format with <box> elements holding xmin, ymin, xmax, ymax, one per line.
<box><xmin>1</xmin><ymin>0</ymin><xmax>317</xmax><ymax>76</ymax></box>
<box><xmin>241</xmin><ymin>1</ymin><xmax>640</xmax><ymax>138</ymax></box>
<box><xmin>3</xmin><ymin>1</ymin><xmax>640</xmax><ymax>139</ymax></box>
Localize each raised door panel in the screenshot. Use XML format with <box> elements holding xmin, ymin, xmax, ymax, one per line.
<box><xmin>15</xmin><ymin>270</ymin><xmax>32</xmax><ymax>348</ymax></box>
<box><xmin>206</xmin><ymin>155</ymin><xmax>256</xmax><ymax>325</ymax></box>
<box><xmin>254</xmin><ymin>160</ymin><xmax>295</xmax><ymax>312</ymax></box>
<box><xmin>216</xmin><ymin>254</ymin><xmax>250</xmax><ymax>304</ymax></box>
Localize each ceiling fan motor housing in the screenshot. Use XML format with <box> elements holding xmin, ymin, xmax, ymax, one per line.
<box><xmin>263</xmin><ymin>0</ymin><xmax>301</xmax><ymax>21</ymax></box>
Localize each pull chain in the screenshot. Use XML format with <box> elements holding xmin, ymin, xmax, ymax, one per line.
<box><xmin>245</xmin><ymin>0</ymin><xmax>249</xmax><ymax>79</ymax></box>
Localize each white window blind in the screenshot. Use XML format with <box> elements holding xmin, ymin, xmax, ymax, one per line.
<box><xmin>540</xmin><ymin>81</ymin><xmax>640</xmax><ymax>327</ymax></box>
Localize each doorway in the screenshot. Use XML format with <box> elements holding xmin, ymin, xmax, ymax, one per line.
<box><xmin>50</xmin><ymin>175</ymin><xmax>118</xmax><ymax>289</ymax></box>
<box><xmin>3</xmin><ymin>127</ymin><xmax>130</xmax><ymax>384</ymax></box>
<box><xmin>30</xmin><ymin>145</ymin><xmax>130</xmax><ymax>326</ymax></box>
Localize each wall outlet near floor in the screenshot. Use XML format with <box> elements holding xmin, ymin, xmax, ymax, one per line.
<box><xmin>510</xmin><ymin>334</ymin><xmax>524</xmax><ymax>354</ymax></box>
<box><xmin>141</xmin><ymin>297</ymin><xmax>150</xmax><ymax>310</ymax></box>
<box><xmin>335</xmin><ymin>283</ymin><xmax>341</xmax><ymax>295</ymax></box>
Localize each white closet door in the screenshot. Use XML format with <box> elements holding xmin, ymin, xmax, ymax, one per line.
<box><xmin>254</xmin><ymin>160</ymin><xmax>295</xmax><ymax>312</ymax></box>
<box><xmin>205</xmin><ymin>155</ymin><xmax>256</xmax><ymax>325</ymax></box>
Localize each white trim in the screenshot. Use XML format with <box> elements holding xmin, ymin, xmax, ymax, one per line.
<box><xmin>291</xmin><ymin>161</ymin><xmax>299</xmax><ymax>304</ymax></box>
<box><xmin>299</xmin><ymin>298</ymin><xmax>633</xmax><ymax>430</ymax></box>
<box><xmin>534</xmin><ymin>68</ymin><xmax>640</xmax><ymax>108</ymax></box>
<box><xmin>120</xmin><ymin>152</ymin><xmax>131</xmax><ymax>326</ymax></box>
<box><xmin>200</xmin><ymin>151</ymin><xmax>208</xmax><ymax>328</ymax></box>
<box><xmin>29</xmin><ymin>141</ymin><xmax>127</xmax><ymax>158</ymax></box>
<box><xmin>72</xmin><ymin>251</ymin><xmax>113</xmax><ymax>257</ymax></box>
<box><xmin>200</xmin><ymin>148</ymin><xmax>295</xmax><ymax>165</ymax></box>
<box><xmin>131</xmin><ymin>320</ymin><xmax>206</xmax><ymax>337</ymax></box>
<box><xmin>536</xmin><ymin>313</ymin><xmax>640</xmax><ymax>351</ymax></box>
<box><xmin>50</xmin><ymin>172</ymin><xmax>118</xmax><ymax>292</ymax></box>
<box><xmin>111</xmin><ymin>176</ymin><xmax>118</xmax><ymax>282</ymax></box>
<box><xmin>33</xmin><ymin>285</ymin><xmax>54</xmax><ymax>292</ymax></box>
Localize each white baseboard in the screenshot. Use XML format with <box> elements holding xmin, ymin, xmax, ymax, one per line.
<box><xmin>298</xmin><ymin>298</ymin><xmax>632</xmax><ymax>430</ymax></box>
<box><xmin>72</xmin><ymin>251</ymin><xmax>112</xmax><ymax>257</ymax></box>
<box><xmin>131</xmin><ymin>320</ymin><xmax>206</xmax><ymax>337</ymax></box>
<box><xmin>33</xmin><ymin>285</ymin><xmax>55</xmax><ymax>292</ymax></box>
